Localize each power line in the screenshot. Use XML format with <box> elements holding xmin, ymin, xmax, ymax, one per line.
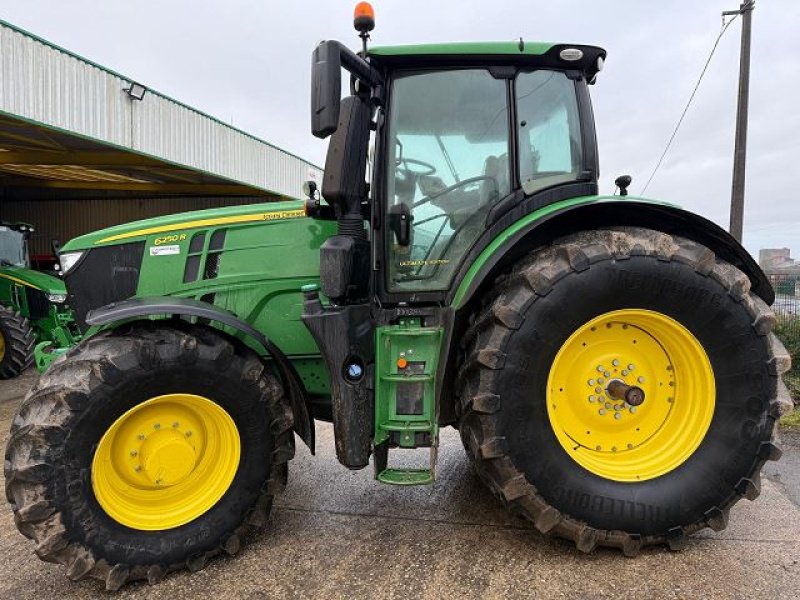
<box><xmin>640</xmin><ymin>13</ymin><xmax>740</xmax><ymax>196</ymax></box>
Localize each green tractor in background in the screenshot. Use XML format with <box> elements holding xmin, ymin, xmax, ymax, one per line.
<box><xmin>5</xmin><ymin>3</ymin><xmax>792</xmax><ymax>590</ymax></box>
<box><xmin>0</xmin><ymin>222</ymin><xmax>79</xmax><ymax>378</ymax></box>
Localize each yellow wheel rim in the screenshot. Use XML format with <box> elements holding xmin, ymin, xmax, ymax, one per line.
<box><xmin>0</xmin><ymin>330</ymin><xmax>5</xmax><ymax>362</ymax></box>
<box><xmin>547</xmin><ymin>309</ymin><xmax>715</xmax><ymax>482</ymax></box>
<box><xmin>91</xmin><ymin>393</ymin><xmax>240</xmax><ymax>530</ymax></box>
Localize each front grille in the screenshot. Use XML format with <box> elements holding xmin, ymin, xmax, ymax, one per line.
<box><xmin>25</xmin><ymin>287</ymin><xmax>50</xmax><ymax>320</ymax></box>
<box><xmin>64</xmin><ymin>242</ymin><xmax>144</xmax><ymax>331</ymax></box>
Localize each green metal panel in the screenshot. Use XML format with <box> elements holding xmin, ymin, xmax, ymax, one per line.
<box><xmin>370</xmin><ymin>41</ymin><xmax>555</xmax><ymax>57</ymax></box>
<box><xmin>0</xmin><ymin>266</ymin><xmax>66</xmax><ymax>296</ymax></box>
<box><xmin>65</xmin><ymin>200</ymin><xmax>337</xmax><ymax>395</ymax></box>
<box><xmin>451</xmin><ymin>195</ymin><xmax>677</xmax><ymax>309</ymax></box>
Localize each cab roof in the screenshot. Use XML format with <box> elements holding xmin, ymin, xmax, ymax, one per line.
<box><xmin>368</xmin><ymin>41</ymin><xmax>606</xmax><ymax>82</ymax></box>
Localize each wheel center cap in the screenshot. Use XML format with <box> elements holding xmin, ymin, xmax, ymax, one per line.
<box><xmin>140</xmin><ymin>430</ymin><xmax>197</xmax><ymax>486</ymax></box>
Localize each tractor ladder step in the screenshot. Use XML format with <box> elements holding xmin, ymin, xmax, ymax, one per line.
<box><xmin>373</xmin><ymin>318</ymin><xmax>443</xmax><ymax>486</ymax></box>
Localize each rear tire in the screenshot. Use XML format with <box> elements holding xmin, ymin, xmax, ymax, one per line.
<box><xmin>0</xmin><ymin>306</ymin><xmax>35</xmax><ymax>379</ymax></box>
<box><xmin>457</xmin><ymin>227</ymin><xmax>792</xmax><ymax>554</ymax></box>
<box><xmin>4</xmin><ymin>322</ymin><xmax>295</xmax><ymax>589</ymax></box>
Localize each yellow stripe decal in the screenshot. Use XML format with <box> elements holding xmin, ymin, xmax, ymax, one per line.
<box><xmin>0</xmin><ymin>273</ymin><xmax>38</xmax><ymax>288</ymax></box>
<box><xmin>95</xmin><ymin>209</ymin><xmax>307</xmax><ymax>245</ymax></box>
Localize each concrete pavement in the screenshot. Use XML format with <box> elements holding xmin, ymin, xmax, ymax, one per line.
<box><xmin>0</xmin><ymin>369</ymin><xmax>798</xmax><ymax>599</ymax></box>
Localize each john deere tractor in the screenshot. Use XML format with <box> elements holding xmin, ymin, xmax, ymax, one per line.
<box><xmin>0</xmin><ymin>222</ymin><xmax>79</xmax><ymax>378</ymax></box>
<box><xmin>5</xmin><ymin>4</ymin><xmax>792</xmax><ymax>590</ymax></box>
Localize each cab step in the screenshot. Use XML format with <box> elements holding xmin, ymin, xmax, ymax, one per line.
<box><xmin>373</xmin><ymin>318</ymin><xmax>442</xmax><ymax>486</ymax></box>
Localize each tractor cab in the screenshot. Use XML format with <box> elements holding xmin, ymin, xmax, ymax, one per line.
<box><xmin>303</xmin><ymin>4</ymin><xmax>607</xmax><ymax>478</ymax></box>
<box><xmin>0</xmin><ymin>222</ymin><xmax>32</xmax><ymax>268</ymax></box>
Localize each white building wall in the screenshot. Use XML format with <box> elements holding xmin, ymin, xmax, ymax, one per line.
<box><xmin>0</xmin><ymin>19</ymin><xmax>321</xmax><ymax>199</ymax></box>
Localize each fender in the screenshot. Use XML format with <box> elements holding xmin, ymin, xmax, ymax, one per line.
<box><xmin>451</xmin><ymin>196</ymin><xmax>774</xmax><ymax>310</ymax></box>
<box><xmin>85</xmin><ymin>296</ymin><xmax>315</xmax><ymax>452</ymax></box>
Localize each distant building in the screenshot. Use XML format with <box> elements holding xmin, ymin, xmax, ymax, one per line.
<box><xmin>760</xmin><ymin>248</ymin><xmax>800</xmax><ymax>296</ymax></box>
<box><xmin>759</xmin><ymin>248</ymin><xmax>798</xmax><ymax>271</ymax></box>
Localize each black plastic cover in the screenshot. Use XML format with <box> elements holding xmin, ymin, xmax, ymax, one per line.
<box><xmin>320</xmin><ymin>235</ymin><xmax>370</xmax><ymax>302</ymax></box>
<box><xmin>321</xmin><ymin>95</ymin><xmax>371</xmax><ymax>212</ymax></box>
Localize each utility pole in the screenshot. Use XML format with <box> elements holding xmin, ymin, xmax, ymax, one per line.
<box><xmin>725</xmin><ymin>0</ymin><xmax>754</xmax><ymax>243</ymax></box>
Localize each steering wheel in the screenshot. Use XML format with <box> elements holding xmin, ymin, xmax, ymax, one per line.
<box><xmin>399</xmin><ymin>157</ymin><xmax>436</xmax><ymax>176</ymax></box>
<box><xmin>412</xmin><ymin>175</ymin><xmax>497</xmax><ymax>209</ymax></box>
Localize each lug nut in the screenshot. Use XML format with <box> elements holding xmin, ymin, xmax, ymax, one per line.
<box><xmin>605</xmin><ymin>402</ymin><xmax>612</xmax><ymax>409</ymax></box>
<box><xmin>588</xmin><ymin>379</ymin><xmax>595</xmax><ymax>386</ymax></box>
<box><xmin>629</xmin><ymin>406</ymin><xmax>637</xmax><ymax>414</ymax></box>
<box><xmin>598</xmin><ymin>378</ymin><xmax>604</xmax><ymax>384</ymax></box>
<box><xmin>621</xmin><ymin>370</ymin><xmax>628</xmax><ymax>376</ymax></box>
<box><xmin>628</xmin><ymin>364</ymin><xmax>635</xmax><ymax>370</ymax></box>
<box><xmin>597</xmin><ymin>366</ymin><xmax>605</xmax><ymax>372</ymax></box>
<box><xmin>612</xmin><ymin>359</ymin><xmax>620</xmax><ymax>366</ymax></box>
<box><xmin>638</xmin><ymin>376</ymin><xmax>645</xmax><ymax>383</ymax></box>
<box><xmin>589</xmin><ymin>395</ymin><xmax>596</xmax><ymax>402</ymax></box>
<box><xmin>604</xmin><ymin>371</ymin><xmax>611</xmax><ymax>378</ymax></box>
<box><xmin>614</xmin><ymin>413</ymin><xmax>622</xmax><ymax>420</ymax></box>
<box><xmin>599</xmin><ymin>409</ymin><xmax>606</xmax><ymax>415</ymax></box>
<box><xmin>595</xmin><ymin>387</ymin><xmax>602</xmax><ymax>394</ymax></box>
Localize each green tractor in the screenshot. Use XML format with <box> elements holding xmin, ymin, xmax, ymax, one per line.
<box><xmin>0</xmin><ymin>222</ymin><xmax>79</xmax><ymax>378</ymax></box>
<box><xmin>6</xmin><ymin>5</ymin><xmax>792</xmax><ymax>590</ymax></box>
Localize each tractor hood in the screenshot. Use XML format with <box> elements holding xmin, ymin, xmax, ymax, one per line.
<box><xmin>0</xmin><ymin>265</ymin><xmax>66</xmax><ymax>295</ymax></box>
<box><xmin>61</xmin><ymin>200</ymin><xmax>309</xmax><ymax>252</ymax></box>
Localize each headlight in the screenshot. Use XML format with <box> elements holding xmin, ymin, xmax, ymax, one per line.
<box><xmin>46</xmin><ymin>293</ymin><xmax>67</xmax><ymax>304</ymax></box>
<box><xmin>59</xmin><ymin>251</ymin><xmax>84</xmax><ymax>274</ymax></box>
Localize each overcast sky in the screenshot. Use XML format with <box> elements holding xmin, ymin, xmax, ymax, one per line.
<box><xmin>3</xmin><ymin>0</ymin><xmax>798</xmax><ymax>258</ymax></box>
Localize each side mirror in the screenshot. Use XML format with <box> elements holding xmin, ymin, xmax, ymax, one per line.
<box><xmin>311</xmin><ymin>42</ymin><xmax>342</xmax><ymax>139</ymax></box>
<box><xmin>310</xmin><ymin>40</ymin><xmax>380</xmax><ymax>139</ymax></box>
<box><xmin>388</xmin><ymin>203</ymin><xmax>412</xmax><ymax>247</ymax></box>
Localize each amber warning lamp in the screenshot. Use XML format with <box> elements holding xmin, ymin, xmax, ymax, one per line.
<box><xmin>354</xmin><ymin>2</ymin><xmax>375</xmax><ymax>53</ymax></box>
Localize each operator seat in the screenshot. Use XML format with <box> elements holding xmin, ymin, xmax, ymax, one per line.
<box><xmin>479</xmin><ymin>153</ymin><xmax>508</xmax><ymax>207</ymax></box>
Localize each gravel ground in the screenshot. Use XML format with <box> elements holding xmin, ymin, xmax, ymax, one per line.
<box><xmin>0</xmin><ymin>369</ymin><xmax>798</xmax><ymax>599</ymax></box>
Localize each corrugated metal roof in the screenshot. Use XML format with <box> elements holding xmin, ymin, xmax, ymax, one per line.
<box><xmin>0</xmin><ymin>18</ymin><xmax>321</xmax><ymax>199</ymax></box>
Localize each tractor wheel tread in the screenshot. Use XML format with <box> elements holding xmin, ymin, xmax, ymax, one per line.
<box><xmin>456</xmin><ymin>226</ymin><xmax>790</xmax><ymax>555</ymax></box>
<box><xmin>0</xmin><ymin>307</ymin><xmax>35</xmax><ymax>379</ymax></box>
<box><xmin>5</xmin><ymin>323</ymin><xmax>294</xmax><ymax>588</ymax></box>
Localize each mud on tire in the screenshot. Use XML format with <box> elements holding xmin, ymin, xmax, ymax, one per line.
<box><xmin>456</xmin><ymin>227</ymin><xmax>792</xmax><ymax>555</ymax></box>
<box><xmin>4</xmin><ymin>322</ymin><xmax>295</xmax><ymax>590</ymax></box>
<box><xmin>0</xmin><ymin>306</ymin><xmax>35</xmax><ymax>379</ymax></box>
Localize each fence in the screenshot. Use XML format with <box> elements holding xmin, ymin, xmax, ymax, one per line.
<box><xmin>770</xmin><ymin>274</ymin><xmax>799</xmax><ymax>405</ymax></box>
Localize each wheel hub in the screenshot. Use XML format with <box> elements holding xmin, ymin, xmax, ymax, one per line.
<box><xmin>91</xmin><ymin>393</ymin><xmax>240</xmax><ymax>530</ymax></box>
<box><xmin>139</xmin><ymin>429</ymin><xmax>197</xmax><ymax>486</ymax></box>
<box><xmin>547</xmin><ymin>309</ymin><xmax>715</xmax><ymax>481</ymax></box>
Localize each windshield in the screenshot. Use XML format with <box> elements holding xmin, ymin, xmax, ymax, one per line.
<box><xmin>0</xmin><ymin>228</ymin><xmax>27</xmax><ymax>267</ymax></box>
<box><xmin>385</xmin><ymin>69</ymin><xmax>511</xmax><ymax>292</ymax></box>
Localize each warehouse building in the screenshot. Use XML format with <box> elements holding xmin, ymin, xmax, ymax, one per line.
<box><xmin>0</xmin><ymin>18</ymin><xmax>321</xmax><ymax>258</ymax></box>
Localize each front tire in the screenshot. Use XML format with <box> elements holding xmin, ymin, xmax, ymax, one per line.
<box><xmin>457</xmin><ymin>227</ymin><xmax>792</xmax><ymax>554</ymax></box>
<box><xmin>5</xmin><ymin>322</ymin><xmax>294</xmax><ymax>589</ymax></box>
<box><xmin>0</xmin><ymin>306</ymin><xmax>35</xmax><ymax>379</ymax></box>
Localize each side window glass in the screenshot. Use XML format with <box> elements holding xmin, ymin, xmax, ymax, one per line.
<box><xmin>516</xmin><ymin>71</ymin><xmax>583</xmax><ymax>194</ymax></box>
